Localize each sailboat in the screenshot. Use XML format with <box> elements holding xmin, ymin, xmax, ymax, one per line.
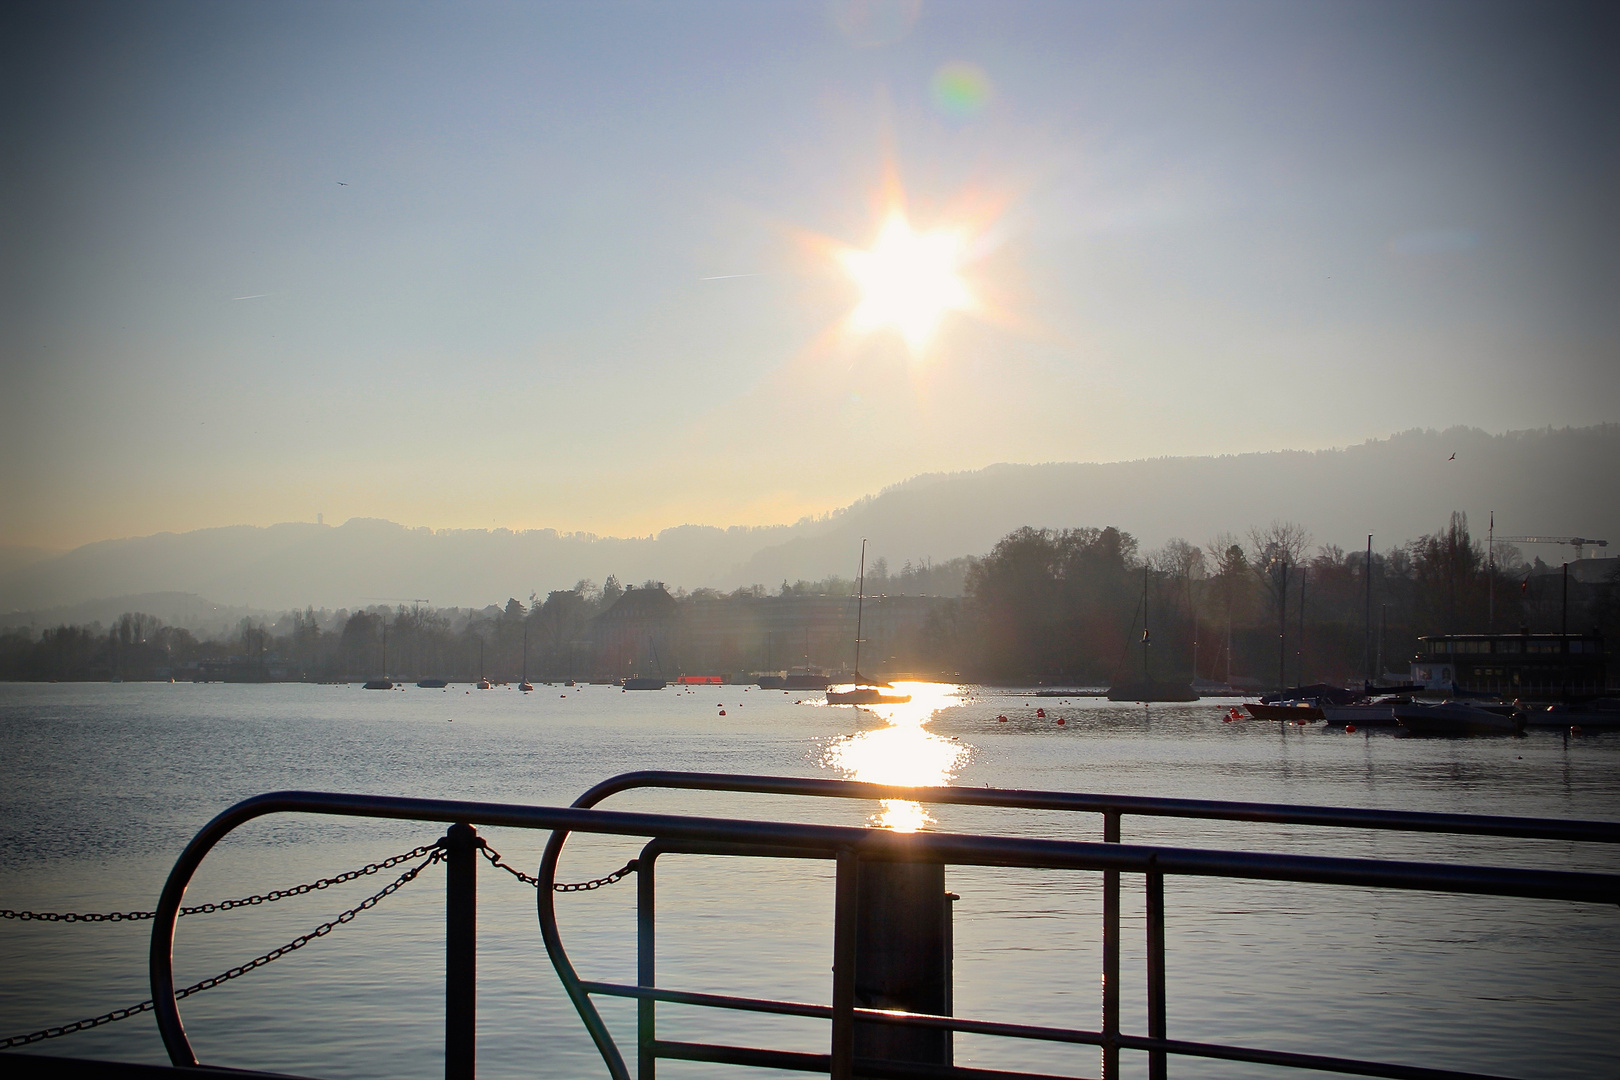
<box><xmin>623</xmin><ymin>636</ymin><xmax>667</xmax><ymax>690</ymax></box>
<box><xmin>476</xmin><ymin>640</ymin><xmax>492</xmax><ymax>689</ymax></box>
<box><xmin>1106</xmin><ymin>567</ymin><xmax>1197</xmax><ymax>702</ymax></box>
<box><xmin>826</xmin><ymin>539</ymin><xmax>910</xmax><ymax>705</ymax></box>
<box><xmin>518</xmin><ymin>624</ymin><xmax>534</xmax><ymax>692</ymax></box>
<box><xmin>362</xmin><ymin>618</ymin><xmax>393</xmax><ymax>689</ymax></box>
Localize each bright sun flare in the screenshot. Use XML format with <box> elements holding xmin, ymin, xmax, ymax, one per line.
<box><xmin>839</xmin><ymin>212</ymin><xmax>972</xmax><ymax>351</ymax></box>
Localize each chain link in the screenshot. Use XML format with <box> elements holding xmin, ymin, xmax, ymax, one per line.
<box><xmin>479</xmin><ymin>844</ymin><xmax>638</xmax><ymax>892</ymax></box>
<box><xmin>1</xmin><ymin>843</ymin><xmax>441</xmax><ymax>924</ymax></box>
<box><xmin>1</xmin><ymin>837</ymin><xmax>635</xmax><ymax>1049</ymax></box>
<box><xmin>0</xmin><ymin>848</ymin><xmax>442</xmax><ymax>1050</ymax></box>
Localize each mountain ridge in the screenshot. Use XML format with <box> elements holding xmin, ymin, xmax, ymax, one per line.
<box><xmin>3</xmin><ymin>424</ymin><xmax>1613</xmax><ymax>615</ymax></box>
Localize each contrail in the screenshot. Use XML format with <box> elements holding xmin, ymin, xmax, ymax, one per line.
<box><xmin>699</xmin><ymin>273</ymin><xmax>760</xmax><ymax>281</ymax></box>
<box><xmin>232</xmin><ymin>293</ymin><xmax>272</xmax><ymax>300</ymax></box>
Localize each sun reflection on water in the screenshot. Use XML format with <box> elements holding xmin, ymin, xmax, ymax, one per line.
<box><xmin>820</xmin><ymin>682</ymin><xmax>967</xmax><ymax>831</ymax></box>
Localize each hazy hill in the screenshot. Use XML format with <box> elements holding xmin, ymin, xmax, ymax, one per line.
<box><xmin>734</xmin><ymin>424</ymin><xmax>1620</xmax><ymax>585</ymax></box>
<box><xmin>0</xmin><ymin>592</ymin><xmax>269</xmax><ymax>638</ymax></box>
<box><xmin>2</xmin><ymin>424</ymin><xmax>1613</xmax><ymax>617</ymax></box>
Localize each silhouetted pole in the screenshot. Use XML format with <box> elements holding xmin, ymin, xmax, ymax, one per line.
<box><xmin>1141</xmin><ymin>567</ymin><xmax>1151</xmax><ymax>687</ymax></box>
<box><xmin>1363</xmin><ymin>535</ymin><xmax>1373</xmax><ymax>684</ymax></box>
<box><xmin>854</xmin><ymin>538</ymin><xmax>867</xmax><ymax>680</ymax></box>
<box><xmin>1297</xmin><ymin>568</ymin><xmax>1307</xmax><ymax>685</ymax></box>
<box><xmin>1562</xmin><ymin>562</ymin><xmax>1569</xmax><ymax>638</ymax></box>
<box><xmin>443</xmin><ymin>822</ymin><xmax>480</xmax><ymax>1080</ymax></box>
<box><xmin>1487</xmin><ymin>512</ymin><xmax>1495</xmax><ymax>631</ymax></box>
<box><xmin>1276</xmin><ymin>560</ymin><xmax>1288</xmax><ymax>691</ymax></box>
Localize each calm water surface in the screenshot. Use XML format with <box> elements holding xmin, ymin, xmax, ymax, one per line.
<box><xmin>2</xmin><ymin>682</ymin><xmax>1618</xmax><ymax>1079</ymax></box>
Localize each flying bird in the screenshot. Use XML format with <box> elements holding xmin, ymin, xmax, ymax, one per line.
<box><xmin>337</xmin><ymin>181</ymin><xmax>348</xmax><ymax>186</ymax></box>
<box><xmin>1449</xmin><ymin>453</ymin><xmax>1456</xmax><ymax>460</ymax></box>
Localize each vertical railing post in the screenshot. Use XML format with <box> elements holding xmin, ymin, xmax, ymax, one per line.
<box><xmin>1146</xmin><ymin>864</ymin><xmax>1166</xmax><ymax>1080</ymax></box>
<box><xmin>637</xmin><ymin>849</ymin><xmax>658</xmax><ymax>1080</ymax></box>
<box><xmin>1101</xmin><ymin>809</ymin><xmax>1121</xmax><ymax>1080</ymax></box>
<box><xmin>830</xmin><ymin>848</ymin><xmax>859</xmax><ymax>1080</ymax></box>
<box><xmin>444</xmin><ymin>822</ymin><xmax>480</xmax><ymax>1080</ymax></box>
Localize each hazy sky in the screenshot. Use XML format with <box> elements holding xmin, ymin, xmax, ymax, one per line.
<box><xmin>3</xmin><ymin>0</ymin><xmax>1615</xmax><ymax>552</ymax></box>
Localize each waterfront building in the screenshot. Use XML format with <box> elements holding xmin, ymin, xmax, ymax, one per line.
<box><xmin>1410</xmin><ymin>632</ymin><xmax>1606</xmax><ymax>698</ymax></box>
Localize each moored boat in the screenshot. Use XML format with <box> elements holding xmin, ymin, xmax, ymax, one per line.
<box><xmin>826</xmin><ymin>540</ymin><xmax>908</xmax><ymax>706</ymax></box>
<box><xmin>827</xmin><ymin>686</ymin><xmax>911</xmax><ymax>705</ymax></box>
<box><xmin>1321</xmin><ymin>697</ymin><xmax>1407</xmax><ymax>726</ymax></box>
<box><xmin>1524</xmin><ymin>698</ymin><xmax>1620</xmax><ymax>728</ymax></box>
<box><xmin>416</xmin><ymin>677</ymin><xmax>449</xmax><ymax>688</ymax></box>
<box><xmin>1244</xmin><ymin>701</ymin><xmax>1324</xmax><ymax>721</ymax></box>
<box><xmin>1393</xmin><ymin>700</ymin><xmax>1525</xmax><ymax>736</ymax></box>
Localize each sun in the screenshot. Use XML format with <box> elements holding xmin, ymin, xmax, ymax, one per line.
<box><xmin>839</xmin><ymin>212</ymin><xmax>973</xmax><ymax>351</ymax></box>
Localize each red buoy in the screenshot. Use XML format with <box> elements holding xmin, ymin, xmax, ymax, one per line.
<box><xmin>719</xmin><ymin>709</ymin><xmax>727</xmax><ymax>715</ymax></box>
<box><xmin>1036</xmin><ymin>708</ymin><xmax>1046</xmax><ymax>718</ymax></box>
<box><xmin>1345</xmin><ymin>724</ymin><xmax>1357</xmax><ymax>733</ymax></box>
<box><xmin>998</xmin><ymin>715</ymin><xmax>1007</xmax><ymax>722</ymax></box>
<box><xmin>1056</xmin><ymin>717</ymin><xmax>1066</xmax><ymax>725</ymax></box>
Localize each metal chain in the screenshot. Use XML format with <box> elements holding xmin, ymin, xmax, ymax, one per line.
<box><xmin>1</xmin><ymin>843</ymin><xmax>440</xmax><ymax>924</ymax></box>
<box><xmin>1</xmin><ymin>838</ymin><xmax>632</xmax><ymax>1049</ymax></box>
<box><xmin>479</xmin><ymin>844</ymin><xmax>638</xmax><ymax>892</ymax></box>
<box><xmin>0</xmin><ymin>848</ymin><xmax>442</xmax><ymax>1050</ymax></box>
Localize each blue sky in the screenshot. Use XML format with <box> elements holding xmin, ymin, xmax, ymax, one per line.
<box><xmin>3</xmin><ymin>0</ymin><xmax>1614</xmax><ymax>550</ymax></box>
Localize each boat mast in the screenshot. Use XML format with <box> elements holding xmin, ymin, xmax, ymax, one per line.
<box><xmin>1140</xmin><ymin>566</ymin><xmax>1150</xmax><ymax>687</ymax></box>
<box><xmin>1363</xmin><ymin>534</ymin><xmax>1373</xmax><ymax>685</ymax></box>
<box><xmin>522</xmin><ymin>623</ymin><xmax>528</xmax><ymax>683</ymax></box>
<box><xmin>854</xmin><ymin>538</ymin><xmax>866</xmax><ymax>680</ymax></box>
<box><xmin>1487</xmin><ymin>512</ymin><xmax>1495</xmax><ymax>631</ymax></box>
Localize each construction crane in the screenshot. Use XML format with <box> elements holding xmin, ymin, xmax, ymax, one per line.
<box><xmin>1491</xmin><ymin>536</ymin><xmax>1609</xmax><ymax>560</ymax></box>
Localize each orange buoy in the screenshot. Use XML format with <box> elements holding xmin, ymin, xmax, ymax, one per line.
<box><xmin>1345</xmin><ymin>724</ymin><xmax>1357</xmax><ymax>733</ymax></box>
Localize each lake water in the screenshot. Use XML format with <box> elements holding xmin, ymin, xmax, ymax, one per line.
<box><xmin>2</xmin><ymin>682</ymin><xmax>1618</xmax><ymax>1080</ymax></box>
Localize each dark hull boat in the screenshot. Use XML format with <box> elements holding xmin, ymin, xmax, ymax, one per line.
<box><xmin>1108</xmin><ymin>680</ymin><xmax>1197</xmax><ymax>703</ymax></box>
<box><xmin>1525</xmin><ymin>698</ymin><xmax>1620</xmax><ymax>728</ymax></box>
<box><xmin>827</xmin><ymin>686</ymin><xmax>911</xmax><ymax>705</ymax></box>
<box><xmin>361</xmin><ymin>679</ymin><xmax>393</xmax><ymax>690</ymax></box>
<box><xmin>623</xmin><ymin>677</ymin><xmax>667</xmax><ymax>690</ymax></box>
<box><xmin>416</xmin><ymin>678</ymin><xmax>449</xmax><ymax>688</ymax></box>
<box><xmin>1393</xmin><ymin>700</ymin><xmax>1524</xmax><ymax>736</ymax></box>
<box><xmin>1321</xmin><ymin>699</ymin><xmax>1403</xmax><ymax>726</ymax></box>
<box><xmin>1245</xmin><ymin>701</ymin><xmax>1324</xmax><ymax>721</ymax></box>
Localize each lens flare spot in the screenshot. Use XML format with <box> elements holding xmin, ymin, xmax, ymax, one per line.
<box><xmin>932</xmin><ymin>62</ymin><xmax>991</xmax><ymax>118</ymax></box>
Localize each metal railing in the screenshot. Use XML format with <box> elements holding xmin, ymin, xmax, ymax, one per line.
<box><xmin>541</xmin><ymin>772</ymin><xmax>1620</xmax><ymax>1080</ymax></box>
<box><xmin>138</xmin><ymin>777</ymin><xmax>1620</xmax><ymax>1080</ymax></box>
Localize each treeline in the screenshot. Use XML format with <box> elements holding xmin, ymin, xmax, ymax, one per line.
<box><xmin>940</xmin><ymin>513</ymin><xmax>1619</xmax><ymax>686</ymax></box>
<box><xmin>0</xmin><ymin>558</ymin><xmax>968</xmax><ymax>683</ymax></box>
<box><xmin>2</xmin><ymin>515</ymin><xmax>1613</xmax><ymax>687</ymax></box>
